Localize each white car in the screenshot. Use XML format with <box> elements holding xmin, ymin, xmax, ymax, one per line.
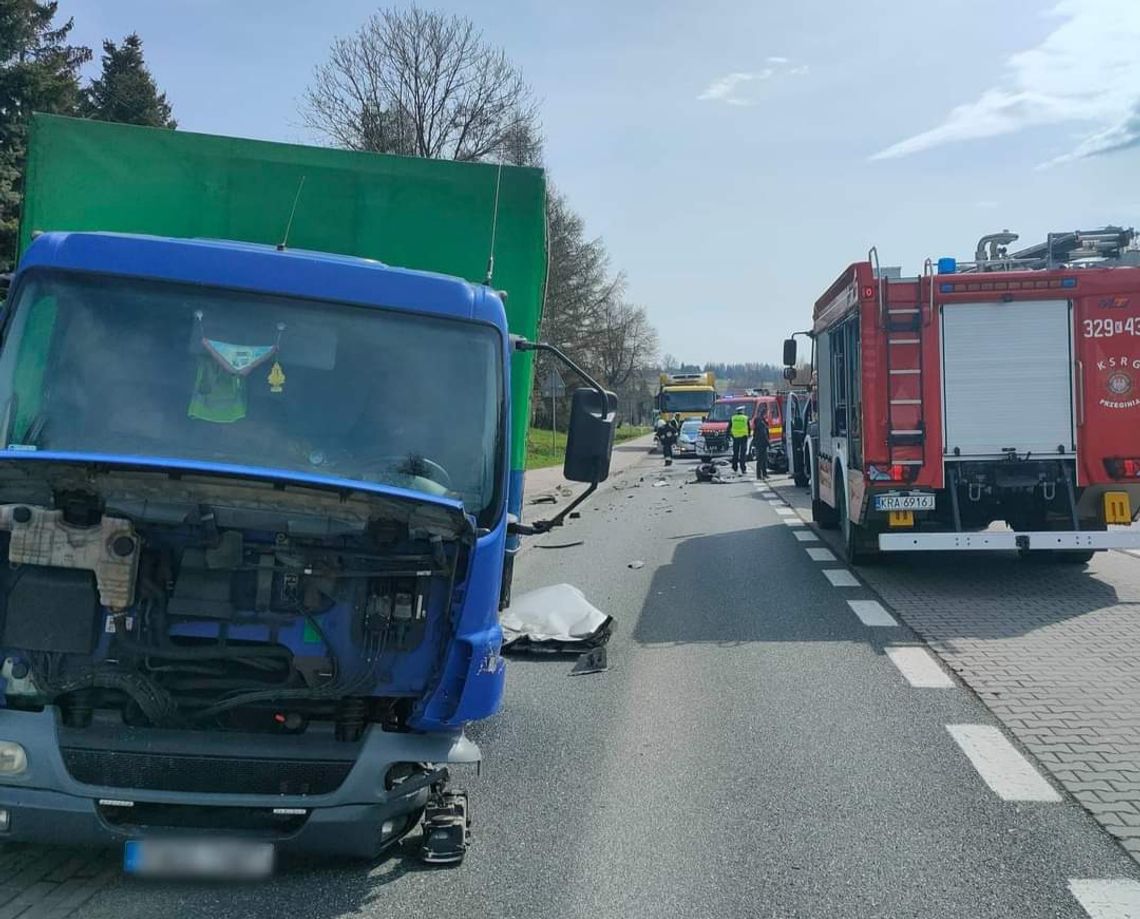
<box><xmin>676</xmin><ymin>418</ymin><xmax>704</xmax><ymax>455</ymax></box>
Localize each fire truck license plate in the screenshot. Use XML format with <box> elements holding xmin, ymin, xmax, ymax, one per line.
<box><xmin>873</xmin><ymin>494</ymin><xmax>935</xmax><ymax>511</ymax></box>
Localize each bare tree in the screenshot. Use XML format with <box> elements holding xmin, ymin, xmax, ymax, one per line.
<box><xmin>302</xmin><ymin>6</ymin><xmax>541</xmax><ymax>162</ymax></box>
<box><xmin>594</xmin><ymin>301</ymin><xmax>658</xmax><ymax>389</ymax></box>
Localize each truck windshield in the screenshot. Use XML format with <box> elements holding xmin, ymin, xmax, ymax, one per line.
<box><xmin>661</xmin><ymin>390</ymin><xmax>715</xmax><ymax>413</ymax></box>
<box><xmin>707</xmin><ymin>401</ymin><xmax>756</xmax><ymax>421</ymax></box>
<box><xmin>0</xmin><ymin>271</ymin><xmax>504</xmax><ymax>521</ymax></box>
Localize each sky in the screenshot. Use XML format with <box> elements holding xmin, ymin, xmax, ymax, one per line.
<box><xmin>57</xmin><ymin>0</ymin><xmax>1140</xmax><ymax>364</ymax></box>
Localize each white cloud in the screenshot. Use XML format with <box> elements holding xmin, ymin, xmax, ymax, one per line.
<box><xmin>870</xmin><ymin>0</ymin><xmax>1140</xmax><ymax>165</ymax></box>
<box><xmin>698</xmin><ymin>59</ymin><xmax>807</xmax><ymax>106</ymax></box>
<box><xmin>697</xmin><ymin>72</ymin><xmax>764</xmax><ymax>106</ymax></box>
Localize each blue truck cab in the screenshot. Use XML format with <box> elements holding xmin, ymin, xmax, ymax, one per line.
<box><xmin>0</xmin><ymin>231</ymin><xmax>521</xmax><ymax>867</ymax></box>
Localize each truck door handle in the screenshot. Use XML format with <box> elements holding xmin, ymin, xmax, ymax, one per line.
<box><xmin>1075</xmin><ymin>360</ymin><xmax>1084</xmax><ymax>427</ymax></box>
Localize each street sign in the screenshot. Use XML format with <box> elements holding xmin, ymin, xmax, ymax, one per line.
<box><xmin>541</xmin><ymin>369</ymin><xmax>566</xmax><ymax>398</ymax></box>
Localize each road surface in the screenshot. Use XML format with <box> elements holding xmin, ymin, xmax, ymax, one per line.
<box><xmin>6</xmin><ymin>449</ymin><xmax>1140</xmax><ymax>918</ymax></box>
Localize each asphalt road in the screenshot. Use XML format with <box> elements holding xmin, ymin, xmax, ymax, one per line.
<box><xmin>64</xmin><ymin>453</ymin><xmax>1140</xmax><ymax>917</ymax></box>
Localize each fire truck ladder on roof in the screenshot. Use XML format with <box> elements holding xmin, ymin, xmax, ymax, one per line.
<box><xmin>876</xmin><ymin>249</ymin><xmax>927</xmax><ymax>465</ymax></box>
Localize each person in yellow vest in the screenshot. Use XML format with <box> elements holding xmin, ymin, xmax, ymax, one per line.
<box><xmin>729</xmin><ymin>405</ymin><xmax>750</xmax><ymax>474</ymax></box>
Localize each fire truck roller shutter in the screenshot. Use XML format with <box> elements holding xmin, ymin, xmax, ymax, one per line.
<box><xmin>941</xmin><ymin>299</ymin><xmax>1074</xmax><ymax>458</ymax></box>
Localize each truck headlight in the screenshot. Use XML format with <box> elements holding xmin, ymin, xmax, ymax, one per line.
<box><xmin>0</xmin><ymin>742</ymin><xmax>28</xmax><ymax>774</ymax></box>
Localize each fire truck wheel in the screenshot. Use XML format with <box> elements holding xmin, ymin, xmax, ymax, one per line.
<box><xmin>837</xmin><ymin>476</ymin><xmax>879</xmax><ymax>565</ymax></box>
<box><xmin>1053</xmin><ymin>550</ymin><xmax>1095</xmax><ymax>565</ymax></box>
<box><xmin>793</xmin><ymin>445</ymin><xmax>809</xmax><ymax>488</ymax></box>
<box><xmin>812</xmin><ymin>499</ymin><xmax>838</xmax><ymax>529</ymax></box>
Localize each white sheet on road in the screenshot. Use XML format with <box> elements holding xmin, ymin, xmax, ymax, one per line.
<box><xmin>501</xmin><ymin>583</ymin><xmax>612</xmax><ymax>649</ymax></box>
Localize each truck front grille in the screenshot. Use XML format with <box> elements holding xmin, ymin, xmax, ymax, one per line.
<box><xmin>60</xmin><ymin>748</ymin><xmax>354</xmax><ymax>796</ymax></box>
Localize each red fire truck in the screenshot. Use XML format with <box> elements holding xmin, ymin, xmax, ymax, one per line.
<box><xmin>783</xmin><ymin>227</ymin><xmax>1140</xmax><ymax>563</ymax></box>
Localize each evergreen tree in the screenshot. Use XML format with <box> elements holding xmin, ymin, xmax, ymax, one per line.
<box><xmin>81</xmin><ymin>33</ymin><xmax>176</xmax><ymax>129</ymax></box>
<box><xmin>0</xmin><ymin>0</ymin><xmax>90</xmax><ymax>272</ymax></box>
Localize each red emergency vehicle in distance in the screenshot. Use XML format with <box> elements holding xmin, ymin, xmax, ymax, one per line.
<box><xmin>785</xmin><ymin>227</ymin><xmax>1140</xmax><ymax>563</ymax></box>
<box><xmin>699</xmin><ymin>392</ymin><xmax>784</xmax><ymax>465</ymax></box>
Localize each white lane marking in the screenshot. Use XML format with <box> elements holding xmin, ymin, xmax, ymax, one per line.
<box><xmin>1068</xmin><ymin>879</ymin><xmax>1140</xmax><ymax>918</ymax></box>
<box><xmin>823</xmin><ymin>569</ymin><xmax>859</xmax><ymax>587</ymax></box>
<box><xmin>806</xmin><ymin>547</ymin><xmax>836</xmax><ymax>562</ymax></box>
<box><xmin>847</xmin><ymin>600</ymin><xmax>898</xmax><ymax>627</ymax></box>
<box><xmin>783</xmin><ymin>517</ymin><xmax>805</xmax><ymax>527</ymax></box>
<box><xmin>793</xmin><ymin>531</ymin><xmax>817</xmax><ymax>543</ymax></box>
<box><xmin>946</xmin><ymin>724</ymin><xmax>1061</xmax><ymax>802</ymax></box>
<box><xmin>775</xmin><ymin>507</ymin><xmax>796</xmax><ymax>516</ymax></box>
<box><xmin>885</xmin><ymin>647</ymin><xmax>953</xmax><ymax>688</ymax></box>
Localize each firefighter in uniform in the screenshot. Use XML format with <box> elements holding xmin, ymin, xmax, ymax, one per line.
<box><xmin>729</xmin><ymin>406</ymin><xmax>750</xmax><ymax>474</ymax></box>
<box><xmin>658</xmin><ymin>413</ymin><xmax>681</xmax><ymax>466</ymax></box>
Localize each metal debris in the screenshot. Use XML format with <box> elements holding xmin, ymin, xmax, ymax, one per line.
<box><xmin>570</xmin><ymin>646</ymin><xmax>608</xmax><ymax>676</ymax></box>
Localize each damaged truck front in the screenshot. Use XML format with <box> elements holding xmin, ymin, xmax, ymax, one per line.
<box><xmin>0</xmin><ymin>116</ymin><xmax>614</xmax><ymax>874</ymax></box>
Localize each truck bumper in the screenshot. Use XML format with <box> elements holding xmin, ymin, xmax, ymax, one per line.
<box><xmin>0</xmin><ymin>708</ymin><xmax>480</xmax><ymax>860</ymax></box>
<box><xmin>0</xmin><ymin>786</ymin><xmax>425</xmax><ymax>859</ymax></box>
<box><xmin>879</xmin><ymin>529</ymin><xmax>1140</xmax><ymax>552</ymax></box>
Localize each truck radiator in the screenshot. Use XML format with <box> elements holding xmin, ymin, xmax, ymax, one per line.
<box><xmin>60</xmin><ymin>748</ymin><xmax>354</xmax><ymax>796</ymax></box>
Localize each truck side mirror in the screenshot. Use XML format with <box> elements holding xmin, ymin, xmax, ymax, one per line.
<box><xmin>564</xmin><ymin>387</ymin><xmax>617</xmax><ymax>483</ymax></box>
<box><xmin>782</xmin><ymin>338</ymin><xmax>797</xmax><ymax>367</ymax></box>
<box><xmin>783</xmin><ymin>366</ymin><xmax>797</xmax><ymax>381</ymax></box>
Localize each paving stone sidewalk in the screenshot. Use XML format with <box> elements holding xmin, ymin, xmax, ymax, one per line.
<box><xmin>775</xmin><ymin>477</ymin><xmax>1140</xmax><ymax>862</ymax></box>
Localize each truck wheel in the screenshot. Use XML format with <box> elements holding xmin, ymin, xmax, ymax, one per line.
<box><xmin>793</xmin><ymin>444</ymin><xmax>809</xmax><ymax>488</ymax></box>
<box><xmin>1046</xmin><ymin>519</ymin><xmax>1101</xmax><ymax>565</ymax></box>
<box><xmin>1054</xmin><ymin>550</ymin><xmax>1095</xmax><ymax>565</ymax></box>
<box><xmin>796</xmin><ymin>443</ymin><xmax>812</xmax><ymax>489</ymax></box>
<box><xmin>838</xmin><ymin>475</ymin><xmax>879</xmax><ymax>565</ymax></box>
<box><xmin>812</xmin><ymin>498</ymin><xmax>839</xmax><ymax>529</ymax></box>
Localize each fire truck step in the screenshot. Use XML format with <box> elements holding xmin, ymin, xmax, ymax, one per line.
<box><xmin>889</xmin><ymin>431</ymin><xmax>925</xmax><ymax>446</ymax></box>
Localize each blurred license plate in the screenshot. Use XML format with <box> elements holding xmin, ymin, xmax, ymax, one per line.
<box><xmin>873</xmin><ymin>494</ymin><xmax>935</xmax><ymax>511</ymax></box>
<box><xmin>124</xmin><ymin>838</ymin><xmax>275</xmax><ymax>879</ymax></box>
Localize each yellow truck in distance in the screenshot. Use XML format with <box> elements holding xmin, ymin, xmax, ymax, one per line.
<box><xmin>657</xmin><ymin>371</ymin><xmax>717</xmax><ymax>421</ymax></box>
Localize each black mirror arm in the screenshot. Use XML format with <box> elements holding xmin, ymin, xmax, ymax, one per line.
<box><xmin>510</xmin><ymin>337</ymin><xmax>610</xmax><ymax>535</ymax></box>
<box><xmin>508</xmin><ymin>481</ymin><xmax>599</xmax><ymax>536</ymax></box>
<box><xmin>512</xmin><ymin>338</ymin><xmax>608</xmax><ymax>407</ymax></box>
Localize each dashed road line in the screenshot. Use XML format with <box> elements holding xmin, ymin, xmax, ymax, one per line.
<box><xmin>823</xmin><ymin>569</ymin><xmax>859</xmax><ymax>588</ymax></box>
<box><xmin>782</xmin><ymin>517</ymin><xmax>805</xmax><ymax>527</ymax></box>
<box><xmin>846</xmin><ymin>599</ymin><xmax>899</xmax><ymax>627</ymax></box>
<box><xmin>885</xmin><ymin>646</ymin><xmax>954</xmax><ymax>688</ymax></box>
<box><xmin>946</xmin><ymin>724</ymin><xmax>1061</xmax><ymax>802</ymax></box>
<box><xmin>805</xmin><ymin>547</ymin><xmax>836</xmax><ymax>562</ymax></box>
<box><xmin>775</xmin><ymin>507</ymin><xmax>796</xmax><ymax>516</ymax></box>
<box><xmin>792</xmin><ymin>531</ymin><xmax>817</xmax><ymax>542</ymax></box>
<box><xmin>1068</xmin><ymin>879</ymin><xmax>1140</xmax><ymax>918</ymax></box>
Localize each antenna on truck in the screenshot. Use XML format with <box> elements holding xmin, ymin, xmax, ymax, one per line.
<box><xmin>277</xmin><ymin>176</ymin><xmax>307</xmax><ymax>251</ymax></box>
<box><xmin>484</xmin><ymin>158</ymin><xmax>504</xmax><ymax>286</ymax></box>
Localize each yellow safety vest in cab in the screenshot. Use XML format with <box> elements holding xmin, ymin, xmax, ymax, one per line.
<box><xmin>730</xmin><ymin>414</ymin><xmax>749</xmax><ymax>438</ymax></box>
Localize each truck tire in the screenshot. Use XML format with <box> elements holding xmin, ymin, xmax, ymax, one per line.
<box><xmin>813</xmin><ymin>498</ymin><xmax>839</xmax><ymax>529</ymax></box>
<box><xmin>1055</xmin><ymin>550</ymin><xmax>1095</xmax><ymax>565</ymax></box>
<box><xmin>793</xmin><ymin>442</ymin><xmax>809</xmax><ymax>488</ymax></box>
<box><xmin>837</xmin><ymin>470</ymin><xmax>879</xmax><ymax>564</ymax></box>
<box><xmin>1047</xmin><ymin>519</ymin><xmax>1101</xmax><ymax>565</ymax></box>
<box><xmin>808</xmin><ymin>445</ymin><xmax>838</xmax><ymax>527</ymax></box>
